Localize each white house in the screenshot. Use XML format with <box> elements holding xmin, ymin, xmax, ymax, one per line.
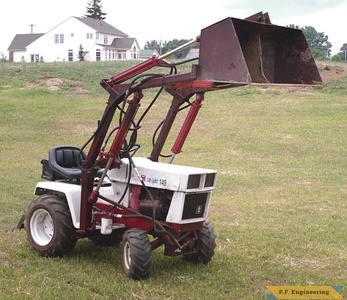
<box><xmin>8</xmin><ymin>16</ymin><xmax>140</xmax><ymax>63</ymax></box>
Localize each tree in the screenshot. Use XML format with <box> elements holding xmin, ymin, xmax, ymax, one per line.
<box><xmin>0</xmin><ymin>52</ymin><xmax>8</xmax><ymax>62</ymax></box>
<box><xmin>144</xmin><ymin>40</ymin><xmax>162</xmax><ymax>53</ymax></box>
<box><xmin>85</xmin><ymin>0</ymin><xmax>106</xmax><ymax>20</ymax></box>
<box><xmin>302</xmin><ymin>26</ymin><xmax>332</xmax><ymax>58</ymax></box>
<box><xmin>287</xmin><ymin>24</ymin><xmax>300</xmax><ymax>30</ymax></box>
<box><xmin>335</xmin><ymin>43</ymin><xmax>347</xmax><ymax>62</ymax></box>
<box><xmin>144</xmin><ymin>39</ymin><xmax>199</xmax><ymax>59</ymax></box>
<box><xmin>287</xmin><ymin>24</ymin><xmax>332</xmax><ymax>59</ymax></box>
<box><xmin>331</xmin><ymin>54</ymin><xmax>343</xmax><ymax>62</ymax></box>
<box><xmin>162</xmin><ymin>39</ymin><xmax>192</xmax><ymax>59</ymax></box>
<box><xmin>78</xmin><ymin>44</ymin><xmax>86</xmax><ymax>61</ymax></box>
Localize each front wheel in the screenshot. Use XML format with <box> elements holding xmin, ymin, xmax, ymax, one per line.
<box><xmin>121</xmin><ymin>229</ymin><xmax>152</xmax><ymax>279</ymax></box>
<box><xmin>184</xmin><ymin>220</ymin><xmax>216</xmax><ymax>263</ymax></box>
<box><xmin>25</xmin><ymin>195</ymin><xmax>77</xmax><ymax>257</ymax></box>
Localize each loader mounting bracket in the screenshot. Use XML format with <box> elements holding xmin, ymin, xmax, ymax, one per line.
<box><xmin>0</xmin><ymin>213</ymin><xmax>26</xmax><ymax>233</ymax></box>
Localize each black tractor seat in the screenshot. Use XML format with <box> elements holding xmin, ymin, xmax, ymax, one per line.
<box><xmin>41</xmin><ymin>146</ymin><xmax>103</xmax><ymax>181</ymax></box>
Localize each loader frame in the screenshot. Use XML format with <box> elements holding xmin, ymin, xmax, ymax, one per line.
<box><xmin>76</xmin><ymin>12</ymin><xmax>321</xmax><ymax>241</ymax></box>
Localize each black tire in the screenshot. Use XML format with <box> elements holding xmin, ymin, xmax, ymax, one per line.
<box><xmin>184</xmin><ymin>220</ymin><xmax>216</xmax><ymax>263</ymax></box>
<box><xmin>25</xmin><ymin>194</ymin><xmax>77</xmax><ymax>257</ymax></box>
<box><xmin>89</xmin><ymin>228</ymin><xmax>125</xmax><ymax>247</ymax></box>
<box><xmin>121</xmin><ymin>229</ymin><xmax>152</xmax><ymax>279</ymax></box>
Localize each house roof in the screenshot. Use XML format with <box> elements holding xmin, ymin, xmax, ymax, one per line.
<box><xmin>75</xmin><ymin>17</ymin><xmax>128</xmax><ymax>37</ymax></box>
<box><xmin>139</xmin><ymin>49</ymin><xmax>159</xmax><ymax>59</ymax></box>
<box><xmin>110</xmin><ymin>38</ymin><xmax>135</xmax><ymax>49</ymax></box>
<box><xmin>8</xmin><ymin>33</ymin><xmax>44</xmax><ymax>51</ymax></box>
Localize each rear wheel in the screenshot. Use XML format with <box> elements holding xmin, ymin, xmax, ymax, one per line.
<box><xmin>184</xmin><ymin>220</ymin><xmax>216</xmax><ymax>263</ymax></box>
<box><xmin>25</xmin><ymin>195</ymin><xmax>77</xmax><ymax>257</ymax></box>
<box><xmin>121</xmin><ymin>229</ymin><xmax>152</xmax><ymax>279</ymax></box>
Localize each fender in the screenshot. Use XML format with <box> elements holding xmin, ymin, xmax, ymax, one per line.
<box><xmin>34</xmin><ymin>181</ymin><xmax>82</xmax><ymax>229</ymax></box>
<box><xmin>34</xmin><ymin>181</ymin><xmax>117</xmax><ymax>229</ymax></box>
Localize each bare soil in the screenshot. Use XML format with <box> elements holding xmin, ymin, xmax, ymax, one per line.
<box><xmin>39</xmin><ymin>77</ymin><xmax>87</xmax><ymax>94</ymax></box>
<box><xmin>317</xmin><ymin>63</ymin><xmax>347</xmax><ymax>81</ymax></box>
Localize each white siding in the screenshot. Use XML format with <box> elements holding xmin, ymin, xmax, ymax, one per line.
<box><xmin>13</xmin><ymin>51</ymin><xmax>27</xmax><ymax>62</ymax></box>
<box><xmin>25</xmin><ymin>17</ymin><xmax>98</xmax><ymax>62</ymax></box>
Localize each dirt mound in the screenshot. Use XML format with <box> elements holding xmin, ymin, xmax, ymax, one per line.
<box><xmin>318</xmin><ymin>63</ymin><xmax>347</xmax><ymax>81</ymax></box>
<box><xmin>39</xmin><ymin>77</ymin><xmax>86</xmax><ymax>94</ymax></box>
<box><xmin>40</xmin><ymin>78</ymin><xmax>63</xmax><ymax>90</ymax></box>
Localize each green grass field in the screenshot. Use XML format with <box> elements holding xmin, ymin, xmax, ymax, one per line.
<box><xmin>0</xmin><ymin>60</ymin><xmax>346</xmax><ymax>300</ymax></box>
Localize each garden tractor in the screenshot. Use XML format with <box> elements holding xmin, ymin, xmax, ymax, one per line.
<box><xmin>18</xmin><ymin>12</ymin><xmax>321</xmax><ymax>279</ymax></box>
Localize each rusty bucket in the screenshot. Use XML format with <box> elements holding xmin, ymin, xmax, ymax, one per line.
<box><xmin>198</xmin><ymin>12</ymin><xmax>322</xmax><ymax>86</ymax></box>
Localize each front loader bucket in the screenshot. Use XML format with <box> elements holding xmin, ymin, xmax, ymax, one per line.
<box><xmin>198</xmin><ymin>12</ymin><xmax>322</xmax><ymax>86</ymax></box>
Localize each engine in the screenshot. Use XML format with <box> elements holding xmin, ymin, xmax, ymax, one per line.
<box><xmin>107</xmin><ymin>157</ymin><xmax>217</xmax><ymax>224</ymax></box>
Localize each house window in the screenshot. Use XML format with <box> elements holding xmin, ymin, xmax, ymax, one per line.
<box><xmin>104</xmin><ymin>35</ymin><xmax>108</xmax><ymax>44</ymax></box>
<box><xmin>118</xmin><ymin>52</ymin><xmax>126</xmax><ymax>60</ymax></box>
<box><xmin>96</xmin><ymin>49</ymin><xmax>101</xmax><ymax>61</ymax></box>
<box><xmin>86</xmin><ymin>33</ymin><xmax>93</xmax><ymax>39</ymax></box>
<box><xmin>30</xmin><ymin>54</ymin><xmax>40</xmax><ymax>63</ymax></box>
<box><xmin>54</xmin><ymin>34</ymin><xmax>64</xmax><ymax>44</ymax></box>
<box><xmin>68</xmin><ymin>50</ymin><xmax>73</xmax><ymax>62</ymax></box>
<box><xmin>132</xmin><ymin>46</ymin><xmax>137</xmax><ymax>59</ymax></box>
<box><xmin>96</xmin><ymin>33</ymin><xmax>99</xmax><ymax>39</ymax></box>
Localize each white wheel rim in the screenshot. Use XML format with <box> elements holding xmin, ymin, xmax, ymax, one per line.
<box><xmin>123</xmin><ymin>241</ymin><xmax>132</xmax><ymax>270</ymax></box>
<box><xmin>30</xmin><ymin>208</ymin><xmax>54</xmax><ymax>246</ymax></box>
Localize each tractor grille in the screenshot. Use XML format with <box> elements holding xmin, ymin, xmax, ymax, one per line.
<box><xmin>182</xmin><ymin>193</ymin><xmax>208</xmax><ymax>220</ymax></box>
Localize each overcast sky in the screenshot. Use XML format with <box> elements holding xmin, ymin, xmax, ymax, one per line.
<box><xmin>1</xmin><ymin>0</ymin><xmax>346</xmax><ymax>57</ymax></box>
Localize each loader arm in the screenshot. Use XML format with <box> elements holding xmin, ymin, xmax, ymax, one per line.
<box><xmin>77</xmin><ymin>12</ymin><xmax>322</xmax><ymax>235</ymax></box>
